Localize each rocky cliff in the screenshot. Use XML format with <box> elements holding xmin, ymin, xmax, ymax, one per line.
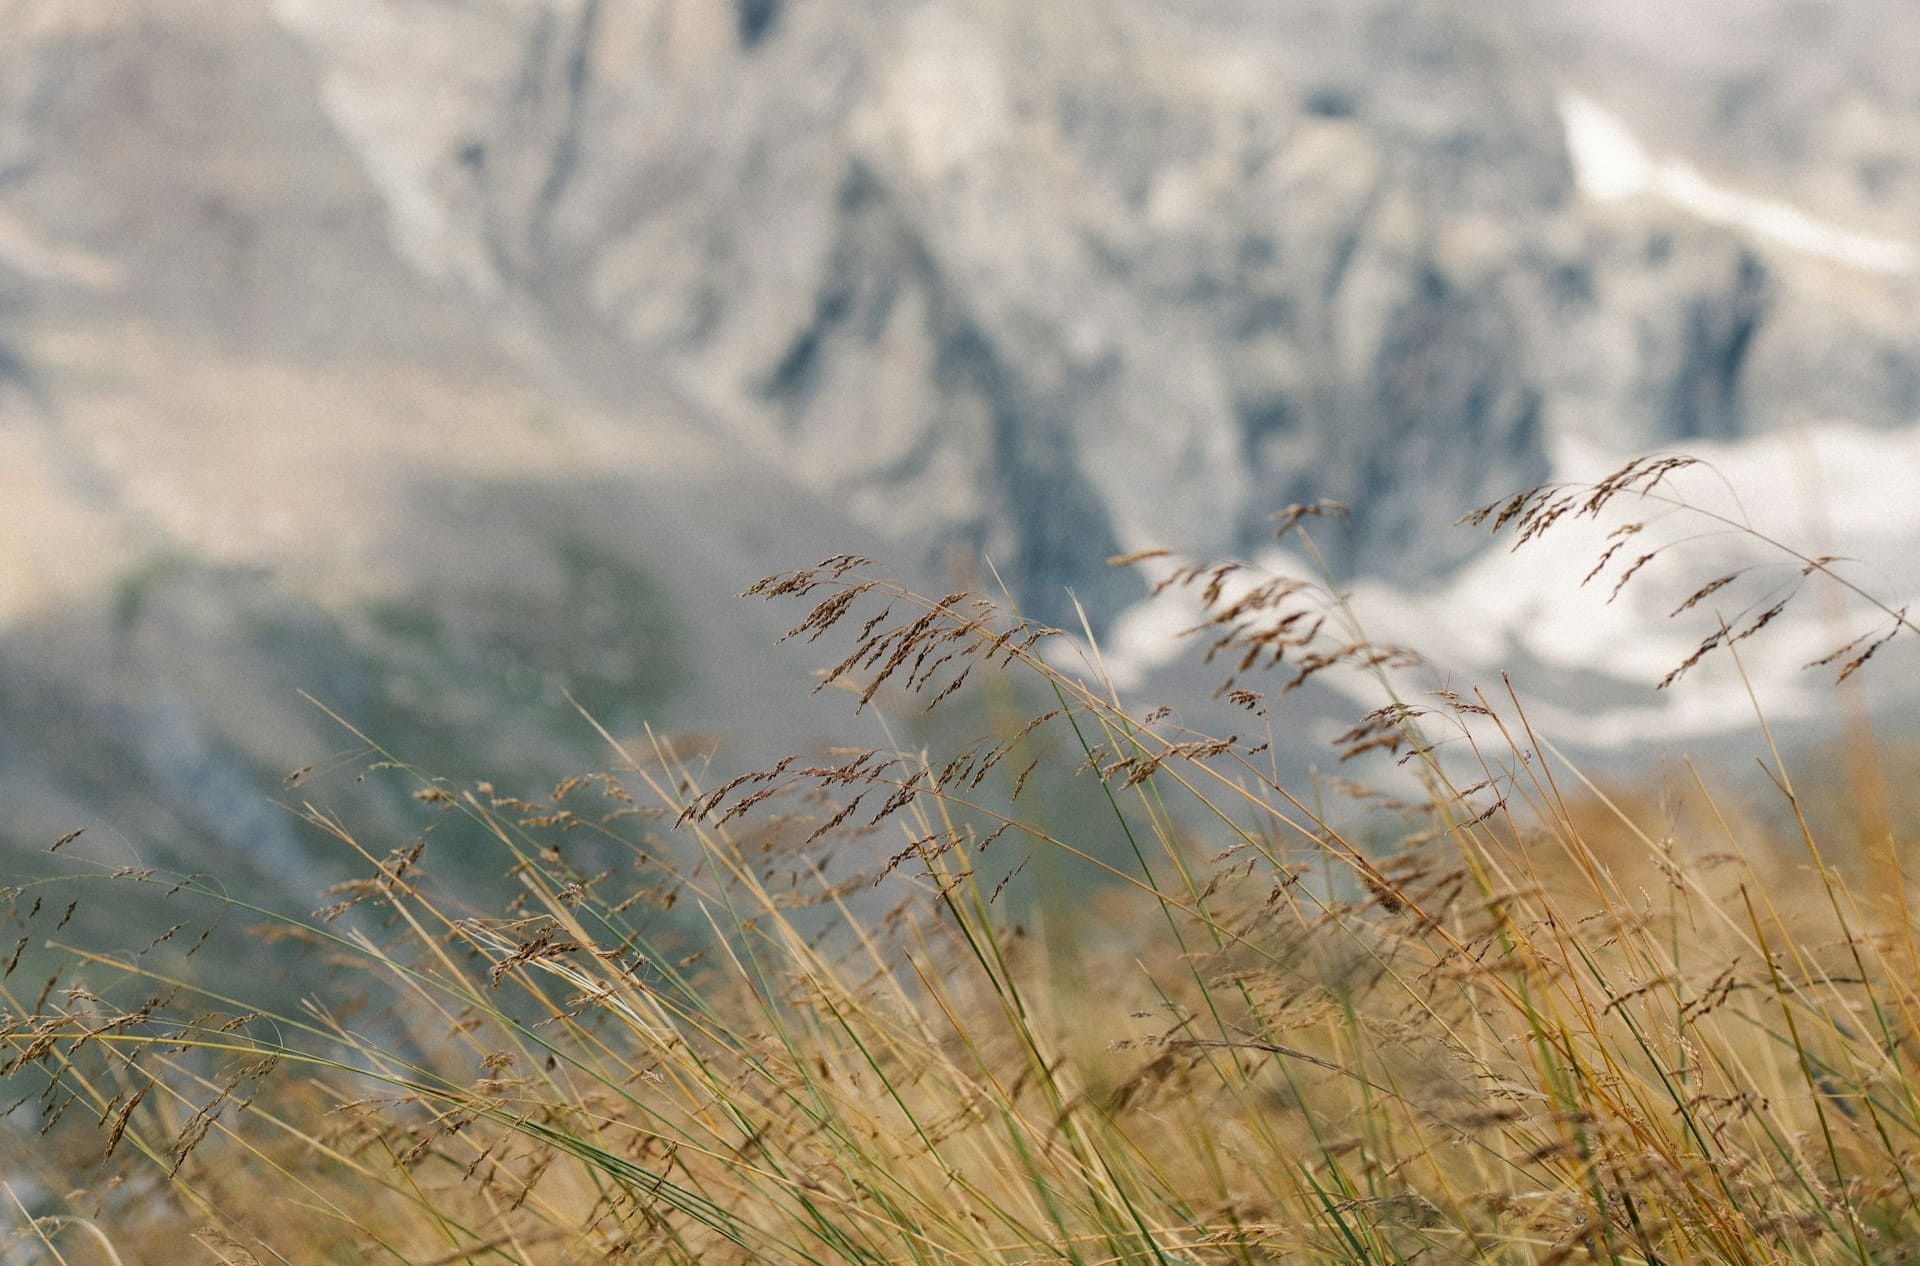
<box><xmin>1</xmin><ymin>0</ymin><xmax>1917</xmax><ymax>893</ymax></box>
<box><xmin>266</xmin><ymin>0</ymin><xmax>1574</xmax><ymax>622</ymax></box>
<box><xmin>262</xmin><ymin>0</ymin><xmax>1920</xmax><ymax>616</ymax></box>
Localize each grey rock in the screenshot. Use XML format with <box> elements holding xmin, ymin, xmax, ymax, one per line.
<box><xmin>0</xmin><ymin>0</ymin><xmax>1917</xmax><ymax>899</ymax></box>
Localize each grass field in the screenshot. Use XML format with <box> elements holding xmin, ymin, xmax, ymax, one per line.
<box><xmin>6</xmin><ymin>458</ymin><xmax>1920</xmax><ymax>1264</ymax></box>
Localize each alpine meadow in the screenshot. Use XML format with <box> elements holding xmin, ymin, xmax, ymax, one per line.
<box><xmin>8</xmin><ymin>455</ymin><xmax>1920</xmax><ymax>1264</ymax></box>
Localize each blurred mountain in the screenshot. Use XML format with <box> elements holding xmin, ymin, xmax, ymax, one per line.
<box><xmin>2</xmin><ymin>0</ymin><xmax>1917</xmax><ymax>892</ymax></box>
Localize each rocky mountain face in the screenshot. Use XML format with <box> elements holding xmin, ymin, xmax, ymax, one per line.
<box><xmin>1</xmin><ymin>0</ymin><xmax>1917</xmax><ymax>896</ymax></box>
<box><xmin>267</xmin><ymin>0</ymin><xmax>1578</xmax><ymax>621</ymax></box>
<box><xmin>265</xmin><ymin>0</ymin><xmax>1920</xmax><ymax>611</ymax></box>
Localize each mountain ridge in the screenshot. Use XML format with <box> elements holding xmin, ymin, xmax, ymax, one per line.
<box><xmin>1</xmin><ymin>0</ymin><xmax>1917</xmax><ymax>889</ymax></box>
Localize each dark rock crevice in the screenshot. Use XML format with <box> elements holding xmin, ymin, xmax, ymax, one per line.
<box><xmin>528</xmin><ymin>0</ymin><xmax>601</xmax><ymax>261</ymax></box>
<box><xmin>1339</xmin><ymin>267</ymin><xmax>1551</xmax><ymax>582</ymax></box>
<box><xmin>761</xmin><ymin>166</ymin><xmax>916</xmax><ymax>407</ymax></box>
<box><xmin>938</xmin><ymin>322</ymin><xmax>1140</xmax><ymax>632</ymax></box>
<box><xmin>736</xmin><ymin>0</ymin><xmax>783</xmax><ymax>49</ymax></box>
<box><xmin>1665</xmin><ymin>251</ymin><xmax>1768</xmax><ymax>441</ymax></box>
<box><xmin>762</xmin><ymin>161</ymin><xmax>1139</xmax><ymax>629</ymax></box>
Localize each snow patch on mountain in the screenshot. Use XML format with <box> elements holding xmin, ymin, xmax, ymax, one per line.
<box><xmin>1090</xmin><ymin>419</ymin><xmax>1920</xmax><ymax>750</ymax></box>
<box><xmin>1560</xmin><ymin>93</ymin><xmax>1917</xmax><ymax>276</ymax></box>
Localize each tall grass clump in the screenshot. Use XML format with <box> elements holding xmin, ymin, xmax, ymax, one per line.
<box><xmin>5</xmin><ymin>456</ymin><xmax>1920</xmax><ymax>1264</ymax></box>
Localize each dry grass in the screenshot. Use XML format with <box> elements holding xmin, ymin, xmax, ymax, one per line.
<box><xmin>4</xmin><ymin>458</ymin><xmax>1920</xmax><ymax>1264</ymax></box>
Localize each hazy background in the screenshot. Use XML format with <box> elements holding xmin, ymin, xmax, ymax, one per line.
<box><xmin>3</xmin><ymin>0</ymin><xmax>1918</xmax><ymax>903</ymax></box>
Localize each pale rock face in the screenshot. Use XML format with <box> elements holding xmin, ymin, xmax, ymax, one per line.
<box><xmin>8</xmin><ymin>1</ymin><xmax>1920</xmax><ymax>619</ymax></box>
<box><xmin>270</xmin><ymin>0</ymin><xmax>532</xmax><ymax>295</ymax></box>
<box><xmin>259</xmin><ymin>0</ymin><xmax>1920</xmax><ymax>626</ymax></box>
<box><xmin>254</xmin><ymin>0</ymin><xmax>1581</xmax><ymax>622</ymax></box>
